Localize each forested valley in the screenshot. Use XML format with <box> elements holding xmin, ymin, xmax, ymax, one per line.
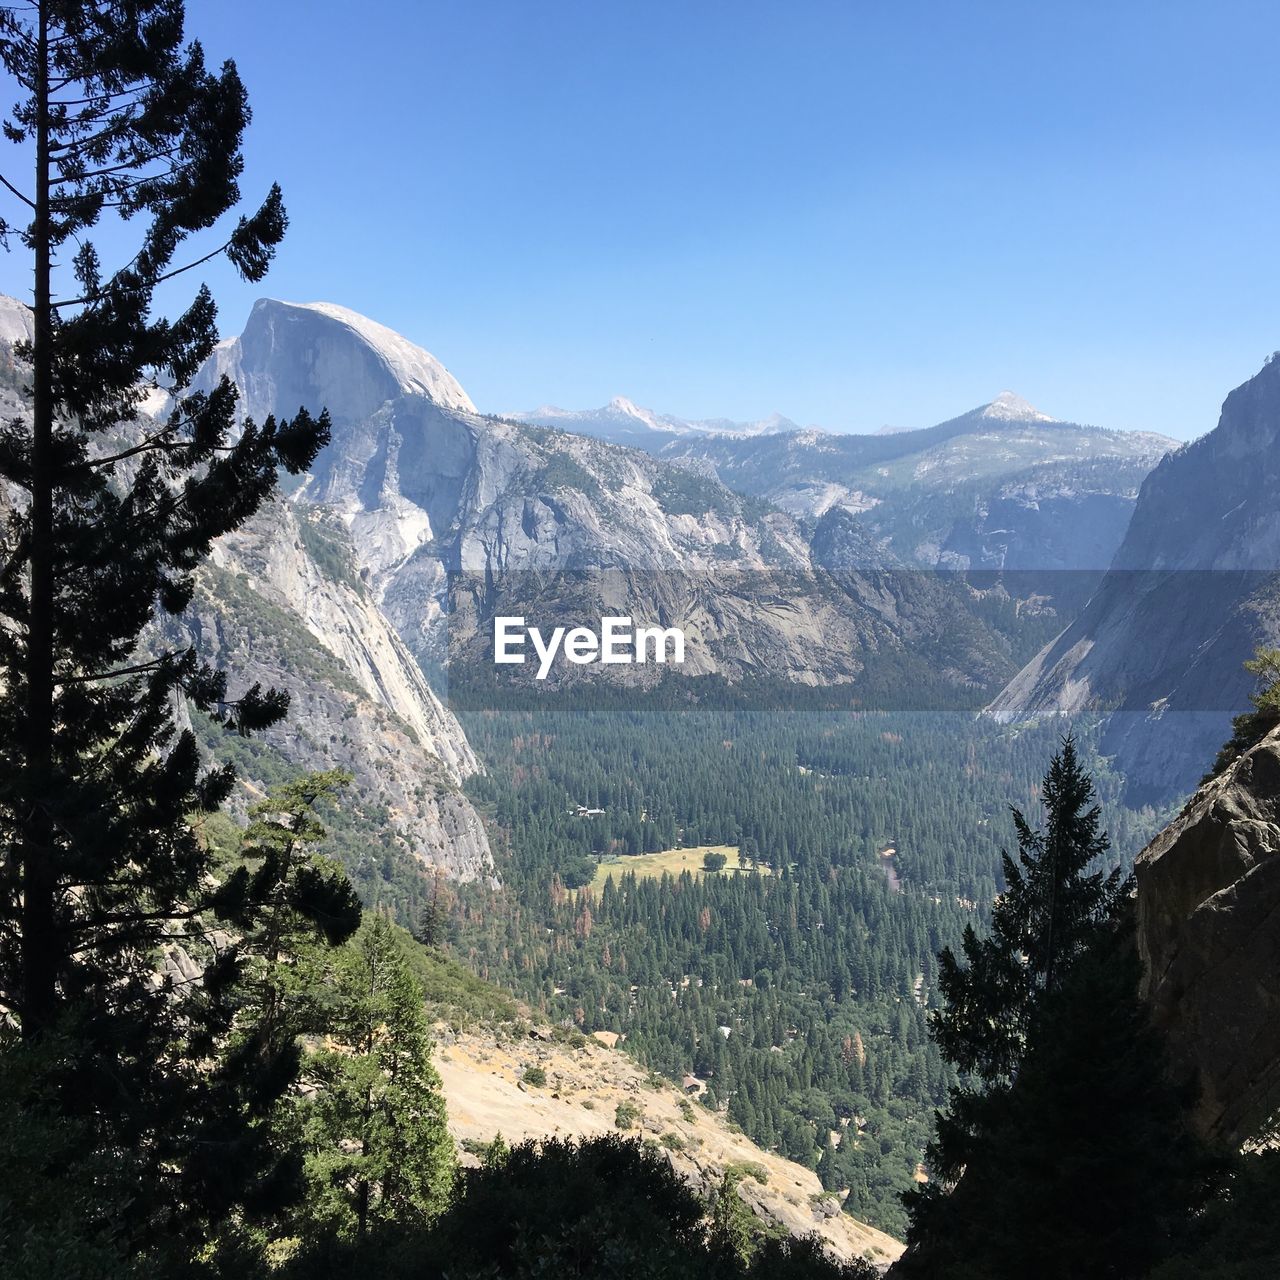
<box><xmin>452</xmin><ymin>709</ymin><xmax>1168</xmax><ymax>1233</ymax></box>
<box><xmin>5</xmin><ymin>1</ymin><xmax>1280</xmax><ymax>1276</ymax></box>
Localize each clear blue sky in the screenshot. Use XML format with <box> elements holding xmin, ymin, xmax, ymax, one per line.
<box><xmin>19</xmin><ymin>1</ymin><xmax>1280</xmax><ymax>438</ymax></box>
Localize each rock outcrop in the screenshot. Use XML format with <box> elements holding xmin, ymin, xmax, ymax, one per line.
<box><xmin>1136</xmin><ymin>725</ymin><xmax>1280</xmax><ymax>1143</ymax></box>
<box><xmin>168</xmin><ymin>496</ymin><xmax>496</xmax><ymax>884</ymax></box>
<box><xmin>210</xmin><ymin>498</ymin><xmax>477</xmax><ymax>781</ymax></box>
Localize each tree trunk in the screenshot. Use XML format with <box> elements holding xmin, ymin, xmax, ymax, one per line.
<box><xmin>356</xmin><ymin>1158</ymin><xmax>370</xmax><ymax>1241</ymax></box>
<box><xmin>21</xmin><ymin>0</ymin><xmax>58</xmax><ymax>1039</ymax></box>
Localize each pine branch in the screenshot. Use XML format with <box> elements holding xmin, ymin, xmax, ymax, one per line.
<box><xmin>0</xmin><ymin>168</ymin><xmax>34</xmax><ymax>208</ymax></box>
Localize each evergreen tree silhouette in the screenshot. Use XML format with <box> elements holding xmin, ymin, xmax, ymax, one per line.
<box><xmin>897</xmin><ymin>739</ymin><xmax>1212</xmax><ymax>1278</ymax></box>
<box><xmin>903</xmin><ymin>736</ymin><xmax>1124</xmax><ymax>1226</ymax></box>
<box><xmin>0</xmin><ymin>0</ymin><xmax>329</xmax><ymax>1257</ymax></box>
<box><xmin>898</xmin><ymin>918</ymin><xmax>1215</xmax><ymax>1279</ymax></box>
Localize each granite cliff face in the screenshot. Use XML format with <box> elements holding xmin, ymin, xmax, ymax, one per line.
<box><xmin>161</xmin><ymin>494</ymin><xmax>495</xmax><ymax>884</ymax></box>
<box><xmin>988</xmin><ymin>354</ymin><xmax>1280</xmax><ymax>801</ymax></box>
<box><xmin>1136</xmin><ymin>725</ymin><xmax>1280</xmax><ymax>1143</ymax></box>
<box><xmin>173</xmin><ymin>304</ymin><xmax>498</xmax><ymax>881</ymax></box>
<box><xmin>201</xmin><ymin>299</ymin><xmax>1033</xmax><ymax>706</ymax></box>
<box><xmin>208</xmin><ymin>498</ymin><xmax>476</xmax><ymax>779</ymax></box>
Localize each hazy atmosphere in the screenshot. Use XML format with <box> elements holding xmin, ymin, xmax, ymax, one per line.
<box><xmin>100</xmin><ymin>0</ymin><xmax>1280</xmax><ymax>438</ymax></box>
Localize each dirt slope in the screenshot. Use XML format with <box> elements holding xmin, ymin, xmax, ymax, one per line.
<box><xmin>435</xmin><ymin>1025</ymin><xmax>903</xmax><ymax>1269</ymax></box>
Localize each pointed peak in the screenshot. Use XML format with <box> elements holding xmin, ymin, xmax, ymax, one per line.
<box><xmin>603</xmin><ymin>396</ymin><xmax>670</xmax><ymax>431</ymax></box>
<box><xmin>980</xmin><ymin>391</ymin><xmax>1055</xmax><ymax>423</ymax></box>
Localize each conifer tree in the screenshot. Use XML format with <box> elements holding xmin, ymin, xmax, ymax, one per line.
<box><xmin>898</xmin><ymin>740</ymin><xmax>1123</xmax><ymax>1252</ymax></box>
<box><xmin>413</xmin><ymin>869</ymin><xmax>451</xmax><ymax>948</ymax></box>
<box><xmin>710</xmin><ymin>1168</ymin><xmax>759</xmax><ymax>1267</ymax></box>
<box><xmin>1206</xmin><ymin>646</ymin><xmax>1280</xmax><ymax>779</ymax></box>
<box><xmin>929</xmin><ymin>734</ymin><xmax>1123</xmax><ymax>1090</ymax></box>
<box><xmin>897</xmin><ymin>918</ymin><xmax>1213</xmax><ymax>1280</ymax></box>
<box><xmin>179</xmin><ymin>772</ymin><xmax>363</xmax><ymax>1232</ymax></box>
<box><xmin>0</xmin><ymin>0</ymin><xmax>329</xmax><ymax>1255</ymax></box>
<box><xmin>482</xmin><ymin>1131</ymin><xmax>509</xmax><ymax>1170</ymax></box>
<box><xmin>212</xmin><ymin>770</ymin><xmax>364</xmax><ymax>1048</ymax></box>
<box><xmin>300</xmin><ymin>916</ymin><xmax>455</xmax><ymax>1243</ymax></box>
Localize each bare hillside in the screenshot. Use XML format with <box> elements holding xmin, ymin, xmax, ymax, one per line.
<box><xmin>435</xmin><ymin>1025</ymin><xmax>904</xmax><ymax>1270</ymax></box>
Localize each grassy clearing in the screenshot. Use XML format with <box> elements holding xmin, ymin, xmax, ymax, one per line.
<box><xmin>585</xmin><ymin>845</ymin><xmax>770</xmax><ymax>894</ymax></box>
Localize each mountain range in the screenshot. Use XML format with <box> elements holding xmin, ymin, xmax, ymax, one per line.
<box><xmin>186</xmin><ymin>301</ymin><xmax>1030</xmax><ymax>709</ymax></box>
<box><xmin>516</xmin><ymin>360</ymin><xmax>1280</xmax><ymax>802</ymax></box>
<box><xmin>508</xmin><ymin>396</ymin><xmax>799</xmax><ymax>448</ymax></box>
<box><xmin>8</xmin><ymin>291</ymin><xmax>1262</xmax><ymax>840</ymax></box>
<box><xmin>163</xmin><ymin>297</ymin><xmax>1236</xmax><ymax>805</ymax></box>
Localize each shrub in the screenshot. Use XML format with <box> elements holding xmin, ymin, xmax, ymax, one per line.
<box><xmin>283</xmin><ymin>1135</ymin><xmax>880</xmax><ymax>1278</ymax></box>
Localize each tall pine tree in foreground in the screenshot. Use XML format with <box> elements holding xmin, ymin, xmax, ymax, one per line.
<box><xmin>895</xmin><ymin>738</ymin><xmax>1213</xmax><ymax>1280</ymax></box>
<box><xmin>903</xmin><ymin>735</ymin><xmax>1123</xmax><ymax>1231</ymax></box>
<box><xmin>930</xmin><ymin>734</ymin><xmax>1124</xmax><ymax>1089</ymax></box>
<box><xmin>0</xmin><ymin>0</ymin><xmax>329</xmax><ymax>1266</ymax></box>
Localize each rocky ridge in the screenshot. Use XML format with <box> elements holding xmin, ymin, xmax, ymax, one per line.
<box><xmin>1136</xmin><ymin>724</ymin><xmax>1280</xmax><ymax>1144</ymax></box>
<box><xmin>199</xmin><ymin>299</ymin><xmax>1035</xmax><ymax>705</ymax></box>
<box><xmin>508</xmin><ymin>396</ymin><xmax>800</xmax><ymax>448</ymax></box>
<box><xmin>656</xmin><ymin>397</ymin><xmax>1174</xmax><ymax>575</ymax></box>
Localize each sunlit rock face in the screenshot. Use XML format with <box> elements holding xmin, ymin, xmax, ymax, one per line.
<box><xmin>177</xmin><ymin>301</ymin><xmax>497</xmax><ymax>882</ymax></box>
<box><xmin>166</xmin><ymin>492</ymin><xmax>497</xmax><ymax>884</ymax></box>
<box><xmin>195</xmin><ymin>299</ymin><xmax>1029</xmax><ymax>702</ymax></box>
<box><xmin>204</xmin><ymin>297</ymin><xmax>476</xmax><ymax>427</ymax></box>
<box><xmin>1136</xmin><ymin>725</ymin><xmax>1280</xmax><ymax>1143</ymax></box>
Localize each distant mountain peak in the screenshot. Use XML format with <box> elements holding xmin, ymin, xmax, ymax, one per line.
<box><xmin>605</xmin><ymin>395</ymin><xmax>670</xmax><ymax>431</ymax></box>
<box><xmin>980</xmin><ymin>391</ymin><xmax>1056</xmax><ymax>423</ymax></box>
<box><xmin>510</xmin><ymin>397</ymin><xmax>798</xmax><ymax>445</ymax></box>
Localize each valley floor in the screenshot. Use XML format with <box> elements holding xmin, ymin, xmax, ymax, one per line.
<box><xmin>586</xmin><ymin>844</ymin><xmax>771</xmax><ymax>893</ymax></box>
